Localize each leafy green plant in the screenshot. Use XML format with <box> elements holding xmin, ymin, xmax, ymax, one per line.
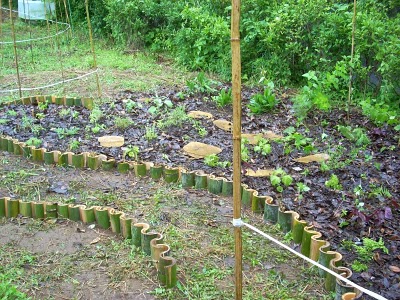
<box><xmin>157</xmin><ymin>105</ymin><xmax>189</xmax><ymax>129</ymax></box>
<box><xmin>30</xmin><ymin>125</ymin><xmax>44</xmax><ymax>136</ymax></box>
<box><xmin>125</xmin><ymin>99</ymin><xmax>142</xmax><ymax>112</ymax></box>
<box><xmin>191</xmin><ymin>120</ymin><xmax>207</xmax><ymax>137</ymax></box>
<box><xmin>123</xmin><ymin>145</ymin><xmax>140</xmax><ymax>161</ymax></box>
<box><xmin>148</xmin><ymin>95</ymin><xmax>173</xmax><ymax>115</ymax></box>
<box><xmin>90</xmin><ymin>124</ymin><xmax>105</xmax><ymax>134</ymax></box>
<box><xmin>325</xmin><ymin>174</ymin><xmax>342</xmax><ymax>191</ymax></box>
<box><xmin>212</xmin><ymin>88</ymin><xmax>232</xmax><ymax>107</ymax></box>
<box><xmin>186</xmin><ymin>72</ymin><xmax>218</xmax><ymax>94</ymax></box>
<box><xmin>7</xmin><ymin>110</ymin><xmax>17</xmax><ymax>116</ymax></box>
<box><xmin>114</xmin><ymin>117</ymin><xmax>134</xmax><ymax>129</ymax></box>
<box><xmin>68</xmin><ymin>139</ymin><xmax>80</xmax><ymax>151</ymax></box>
<box><xmin>0</xmin><ymin>118</ymin><xmax>8</xmax><ymax>125</ymax></box>
<box><xmin>144</xmin><ymin>125</ymin><xmax>158</xmax><ymax>141</ymax></box>
<box><xmin>241</xmin><ymin>138</ymin><xmax>250</xmax><ymax>162</ymax></box>
<box><xmin>25</xmin><ymin>137</ymin><xmax>42</xmax><ymax>147</ymax></box>
<box><xmin>20</xmin><ymin>115</ymin><xmax>34</xmax><ymax>130</ymax></box>
<box><xmin>319</xmin><ymin>161</ymin><xmax>330</xmax><ymax>172</ymax></box>
<box><xmin>204</xmin><ymin>154</ymin><xmax>230</xmax><ymax>168</ymax></box>
<box><xmin>0</xmin><ymin>275</ymin><xmax>29</xmax><ymax>300</ymax></box>
<box><xmin>254</xmin><ymin>138</ymin><xmax>271</xmax><ymax>156</ymax></box>
<box><xmin>37</xmin><ymin>101</ymin><xmax>48</xmax><ymax>111</ymax></box>
<box><xmin>270</xmin><ymin>168</ymin><xmax>293</xmax><ymax>193</ymax></box>
<box><xmin>247</xmin><ymin>82</ymin><xmax>278</xmax><ymax>114</ymax></box>
<box><xmin>296</xmin><ymin>182</ymin><xmax>310</xmax><ymax>201</ymax></box>
<box><xmin>58</xmin><ymin>108</ymin><xmax>71</xmax><ymax>118</ymax></box>
<box><xmin>35</xmin><ymin>112</ymin><xmax>45</xmax><ymax>120</ymax></box>
<box><xmin>337</xmin><ymin>125</ymin><xmax>370</xmax><ymax>146</ymax></box>
<box><xmin>351</xmin><ymin>237</ymin><xmax>389</xmax><ymax>272</ymax></box>
<box><xmin>89</xmin><ymin>107</ymin><xmax>103</xmax><ymax>124</ymax></box>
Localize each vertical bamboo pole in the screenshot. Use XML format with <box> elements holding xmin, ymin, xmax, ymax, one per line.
<box><xmin>62</xmin><ymin>0</ymin><xmax>72</xmax><ymax>38</ymax></box>
<box><xmin>85</xmin><ymin>0</ymin><xmax>101</xmax><ymax>97</ymax></box>
<box><xmin>53</xmin><ymin>0</ymin><xmax>66</xmax><ymax>92</ymax></box>
<box><xmin>9</xmin><ymin>0</ymin><xmax>22</xmax><ymax>98</ymax></box>
<box><xmin>347</xmin><ymin>0</ymin><xmax>357</xmax><ymax>121</ymax></box>
<box><xmin>231</xmin><ymin>0</ymin><xmax>242</xmax><ymax>299</ymax></box>
<box><xmin>0</xmin><ymin>2</ymin><xmax>3</xmax><ymax>66</ymax></box>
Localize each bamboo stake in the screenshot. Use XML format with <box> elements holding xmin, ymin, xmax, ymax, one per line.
<box><xmin>62</xmin><ymin>0</ymin><xmax>72</xmax><ymax>38</ymax></box>
<box><xmin>53</xmin><ymin>0</ymin><xmax>66</xmax><ymax>93</ymax></box>
<box><xmin>9</xmin><ymin>0</ymin><xmax>22</xmax><ymax>98</ymax></box>
<box><xmin>347</xmin><ymin>0</ymin><xmax>357</xmax><ymax>121</ymax></box>
<box><xmin>85</xmin><ymin>0</ymin><xmax>101</xmax><ymax>97</ymax></box>
<box><xmin>231</xmin><ymin>0</ymin><xmax>242</xmax><ymax>299</ymax></box>
<box><xmin>0</xmin><ymin>2</ymin><xmax>3</xmax><ymax>66</ymax></box>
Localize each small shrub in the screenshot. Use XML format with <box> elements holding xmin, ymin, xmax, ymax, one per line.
<box><xmin>114</xmin><ymin>117</ymin><xmax>134</xmax><ymax>129</ymax></box>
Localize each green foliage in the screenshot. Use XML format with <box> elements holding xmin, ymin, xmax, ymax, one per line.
<box><xmin>212</xmin><ymin>88</ymin><xmax>232</xmax><ymax>107</ymax></box>
<box><xmin>204</xmin><ymin>154</ymin><xmax>231</xmax><ymax>168</ymax></box>
<box><xmin>254</xmin><ymin>138</ymin><xmax>272</xmax><ymax>156</ymax></box>
<box><xmin>144</xmin><ymin>125</ymin><xmax>158</xmax><ymax>141</ymax></box>
<box><xmin>351</xmin><ymin>237</ymin><xmax>389</xmax><ymax>272</ymax></box>
<box><xmin>68</xmin><ymin>139</ymin><xmax>80</xmax><ymax>151</ymax></box>
<box><xmin>0</xmin><ymin>274</ymin><xmax>29</xmax><ymax>300</ymax></box>
<box><xmin>241</xmin><ymin>138</ymin><xmax>250</xmax><ymax>162</ymax></box>
<box><xmin>186</xmin><ymin>72</ymin><xmax>218</xmax><ymax>95</ymax></box>
<box><xmin>248</xmin><ymin>82</ymin><xmax>278</xmax><ymax>114</ymax></box>
<box><xmin>148</xmin><ymin>95</ymin><xmax>174</xmax><ymax>115</ymax></box>
<box><xmin>337</xmin><ymin>125</ymin><xmax>370</xmax><ymax>146</ymax></box>
<box><xmin>114</xmin><ymin>117</ymin><xmax>134</xmax><ymax>129</ymax></box>
<box><xmin>123</xmin><ymin>145</ymin><xmax>140</xmax><ymax>161</ymax></box>
<box><xmin>157</xmin><ymin>105</ymin><xmax>189</xmax><ymax>129</ymax></box>
<box><xmin>325</xmin><ymin>174</ymin><xmax>342</xmax><ymax>191</ymax></box>
<box><xmin>25</xmin><ymin>137</ymin><xmax>42</xmax><ymax>148</ymax></box>
<box><xmin>125</xmin><ymin>100</ymin><xmax>142</xmax><ymax>113</ymax></box>
<box><xmin>270</xmin><ymin>168</ymin><xmax>293</xmax><ymax>193</ymax></box>
<box><xmin>89</xmin><ymin>107</ymin><xmax>103</xmax><ymax>124</ymax></box>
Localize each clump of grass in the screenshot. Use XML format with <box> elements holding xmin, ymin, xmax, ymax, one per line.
<box><xmin>114</xmin><ymin>117</ymin><xmax>134</xmax><ymax>129</ymax></box>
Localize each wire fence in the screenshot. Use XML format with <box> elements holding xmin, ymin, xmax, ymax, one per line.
<box><xmin>233</xmin><ymin>219</ymin><xmax>388</xmax><ymax>300</ymax></box>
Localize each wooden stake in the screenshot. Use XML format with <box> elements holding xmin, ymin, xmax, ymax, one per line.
<box><xmin>347</xmin><ymin>0</ymin><xmax>357</xmax><ymax>121</ymax></box>
<box><xmin>9</xmin><ymin>0</ymin><xmax>22</xmax><ymax>98</ymax></box>
<box><xmin>85</xmin><ymin>0</ymin><xmax>101</xmax><ymax>97</ymax></box>
<box><xmin>231</xmin><ymin>0</ymin><xmax>242</xmax><ymax>299</ymax></box>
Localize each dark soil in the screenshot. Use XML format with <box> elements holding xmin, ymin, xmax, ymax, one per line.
<box><xmin>1</xmin><ymin>86</ymin><xmax>399</xmax><ymax>299</ymax></box>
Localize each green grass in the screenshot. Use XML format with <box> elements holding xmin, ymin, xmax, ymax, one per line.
<box><xmin>0</xmin><ymin>20</ymin><xmax>187</xmax><ymax>103</ymax></box>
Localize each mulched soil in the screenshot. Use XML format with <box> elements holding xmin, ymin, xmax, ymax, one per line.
<box><xmin>1</xmin><ymin>85</ymin><xmax>399</xmax><ymax>299</ymax></box>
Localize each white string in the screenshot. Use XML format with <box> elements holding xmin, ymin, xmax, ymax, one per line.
<box><xmin>232</xmin><ymin>218</ymin><xmax>243</xmax><ymax>227</ymax></box>
<box><xmin>0</xmin><ymin>69</ymin><xmax>99</xmax><ymax>93</ymax></box>
<box><xmin>242</xmin><ymin>221</ymin><xmax>388</xmax><ymax>300</ymax></box>
<box><xmin>0</xmin><ymin>6</ymin><xmax>70</xmax><ymax>44</ymax></box>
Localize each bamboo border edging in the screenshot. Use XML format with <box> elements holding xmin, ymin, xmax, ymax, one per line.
<box><xmin>0</xmin><ymin>95</ymin><xmax>359</xmax><ymax>299</ymax></box>
<box><xmin>0</xmin><ymin>197</ymin><xmax>177</xmax><ymax>288</ymax></box>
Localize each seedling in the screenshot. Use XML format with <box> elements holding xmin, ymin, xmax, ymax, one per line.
<box><xmin>35</xmin><ymin>112</ymin><xmax>45</xmax><ymax>120</ymax></box>
<box><xmin>204</xmin><ymin>154</ymin><xmax>231</xmax><ymax>168</ymax></box>
<box><xmin>145</xmin><ymin>125</ymin><xmax>158</xmax><ymax>141</ymax></box>
<box><xmin>58</xmin><ymin>108</ymin><xmax>71</xmax><ymax>118</ymax></box>
<box><xmin>91</xmin><ymin>124</ymin><xmax>105</xmax><ymax>134</ymax></box>
<box><xmin>247</xmin><ymin>82</ymin><xmax>278</xmax><ymax>114</ymax></box>
<box><xmin>37</xmin><ymin>101</ymin><xmax>48</xmax><ymax>111</ymax></box>
<box><xmin>270</xmin><ymin>168</ymin><xmax>293</xmax><ymax>193</ymax></box>
<box><xmin>125</xmin><ymin>99</ymin><xmax>142</xmax><ymax>112</ymax></box>
<box><xmin>0</xmin><ymin>119</ymin><xmax>8</xmax><ymax>125</ymax></box>
<box><xmin>89</xmin><ymin>107</ymin><xmax>103</xmax><ymax>124</ymax></box>
<box><xmin>123</xmin><ymin>145</ymin><xmax>140</xmax><ymax>161</ymax></box>
<box><xmin>68</xmin><ymin>139</ymin><xmax>80</xmax><ymax>151</ymax></box>
<box><xmin>351</xmin><ymin>237</ymin><xmax>388</xmax><ymax>272</ymax></box>
<box><xmin>7</xmin><ymin>110</ymin><xmax>17</xmax><ymax>116</ymax></box>
<box><xmin>157</xmin><ymin>105</ymin><xmax>189</xmax><ymax>129</ymax></box>
<box><xmin>241</xmin><ymin>138</ymin><xmax>250</xmax><ymax>162</ymax></box>
<box><xmin>254</xmin><ymin>138</ymin><xmax>272</xmax><ymax>156</ymax></box>
<box><xmin>148</xmin><ymin>95</ymin><xmax>173</xmax><ymax>115</ymax></box>
<box><xmin>25</xmin><ymin>137</ymin><xmax>42</xmax><ymax>147</ymax></box>
<box><xmin>337</xmin><ymin>125</ymin><xmax>370</xmax><ymax>146</ymax></box>
<box><xmin>114</xmin><ymin>117</ymin><xmax>134</xmax><ymax>129</ymax></box>
<box><xmin>296</xmin><ymin>182</ymin><xmax>310</xmax><ymax>200</ymax></box>
<box><xmin>212</xmin><ymin>88</ymin><xmax>232</xmax><ymax>107</ymax></box>
<box><xmin>325</xmin><ymin>174</ymin><xmax>342</xmax><ymax>191</ymax></box>
<box><xmin>191</xmin><ymin>120</ymin><xmax>207</xmax><ymax>137</ymax></box>
<box><xmin>186</xmin><ymin>72</ymin><xmax>218</xmax><ymax>94</ymax></box>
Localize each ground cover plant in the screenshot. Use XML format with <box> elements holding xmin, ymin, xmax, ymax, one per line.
<box><xmin>1</xmin><ymin>4</ymin><xmax>400</xmax><ymax>300</ymax></box>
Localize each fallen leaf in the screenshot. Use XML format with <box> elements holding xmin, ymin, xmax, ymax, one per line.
<box><xmin>90</xmin><ymin>237</ymin><xmax>101</xmax><ymax>245</ymax></box>
<box><xmin>183</xmin><ymin>142</ymin><xmax>222</xmax><ymax>159</ymax></box>
<box><xmin>187</xmin><ymin>110</ymin><xmax>213</xmax><ymax>119</ymax></box>
<box><xmin>242</xmin><ymin>133</ymin><xmax>264</xmax><ymax>145</ymax></box>
<box><xmin>88</xmin><ymin>224</ymin><xmax>96</xmax><ymax>229</ymax></box>
<box><xmin>98</xmin><ymin>136</ymin><xmax>124</xmax><ymax>147</ymax></box>
<box><xmin>389</xmin><ymin>266</ymin><xmax>400</xmax><ymax>273</ymax></box>
<box><xmin>245</xmin><ymin>169</ymin><xmax>274</xmax><ymax>177</ymax></box>
<box><xmin>293</xmin><ymin>153</ymin><xmax>330</xmax><ymax>164</ymax></box>
<box><xmin>213</xmin><ymin>119</ymin><xmax>232</xmax><ymax>131</ymax></box>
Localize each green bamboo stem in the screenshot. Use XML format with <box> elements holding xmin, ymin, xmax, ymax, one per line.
<box><xmin>181</xmin><ymin>169</ymin><xmax>195</xmax><ymax>188</ymax></box>
<box><xmin>194</xmin><ymin>172</ymin><xmax>208</xmax><ymax>189</ymax></box>
<box><xmin>120</xmin><ymin>215</ymin><xmax>134</xmax><ymax>239</ymax></box>
<box><xmin>68</xmin><ymin>204</ymin><xmax>81</xmax><ymax>221</ymax></box>
<box><xmin>207</xmin><ymin>175</ymin><xmax>223</xmax><ymax>195</ymax></box>
<box><xmin>163</xmin><ymin>166</ymin><xmax>179</xmax><ymax>183</ymax></box>
<box><xmin>45</xmin><ymin>202</ymin><xmax>57</xmax><ymax>218</ymax></box>
<box><xmin>221</xmin><ymin>178</ymin><xmax>233</xmax><ymax>196</ymax></box>
<box><xmin>263</xmin><ymin>197</ymin><xmax>278</xmax><ymax>223</ymax></box>
<box><xmin>57</xmin><ymin>203</ymin><xmax>69</xmax><ymax>219</ymax></box>
<box><xmin>6</xmin><ymin>198</ymin><xmax>19</xmax><ymax>218</ymax></box>
<box><xmin>19</xmin><ymin>201</ymin><xmax>33</xmax><ymax>217</ymax></box>
<box><xmin>150</xmin><ymin>165</ymin><xmax>164</xmax><ymax>181</ymax></box>
<box><xmin>133</xmin><ymin>162</ymin><xmax>147</xmax><ymax>177</ymax></box>
<box><xmin>79</xmin><ymin>206</ymin><xmax>95</xmax><ymax>223</ymax></box>
<box><xmin>241</xmin><ymin>186</ymin><xmax>255</xmax><ymax>207</ymax></box>
<box><xmin>132</xmin><ymin>223</ymin><xmax>149</xmax><ymax>248</ymax></box>
<box><xmin>117</xmin><ymin>162</ymin><xmax>130</xmax><ymax>173</ymax></box>
<box><xmin>32</xmin><ymin>202</ymin><xmax>45</xmax><ymax>219</ymax></box>
<box><xmin>109</xmin><ymin>209</ymin><xmax>122</xmax><ymax>233</ymax></box>
<box><xmin>94</xmin><ymin>207</ymin><xmax>110</xmax><ymax>229</ymax></box>
<box><xmin>0</xmin><ymin>197</ymin><xmax>6</xmax><ymax>217</ymax></box>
